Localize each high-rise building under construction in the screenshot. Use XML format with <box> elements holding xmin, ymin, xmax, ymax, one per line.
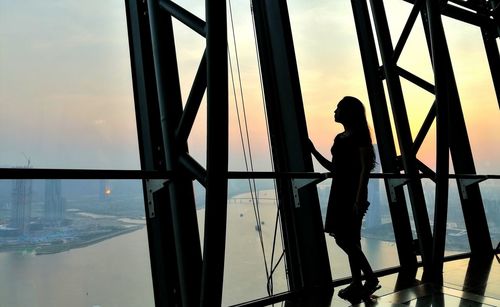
<box><xmin>10</xmin><ymin>178</ymin><xmax>32</xmax><ymax>235</ymax></box>
<box><xmin>44</xmin><ymin>179</ymin><xmax>65</xmax><ymax>224</ymax></box>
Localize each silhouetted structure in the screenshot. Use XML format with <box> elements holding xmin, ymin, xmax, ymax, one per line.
<box><xmin>124</xmin><ymin>0</ymin><xmax>499</xmax><ymax>305</ymax></box>
<box><xmin>10</xmin><ymin>178</ymin><xmax>32</xmax><ymax>235</ymax></box>
<box><xmin>44</xmin><ymin>179</ymin><xmax>65</xmax><ymax>224</ymax></box>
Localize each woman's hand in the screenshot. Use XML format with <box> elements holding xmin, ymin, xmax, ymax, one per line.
<box><xmin>309</xmin><ymin>138</ymin><xmax>334</xmax><ymax>171</ymax></box>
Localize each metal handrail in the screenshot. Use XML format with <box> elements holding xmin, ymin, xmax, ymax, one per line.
<box><xmin>1</xmin><ymin>167</ymin><xmax>499</xmax><ymax>180</ymax></box>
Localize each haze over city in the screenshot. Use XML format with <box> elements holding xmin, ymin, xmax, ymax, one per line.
<box><xmin>1</xmin><ymin>0</ymin><xmax>499</xmax><ymax>176</ymax></box>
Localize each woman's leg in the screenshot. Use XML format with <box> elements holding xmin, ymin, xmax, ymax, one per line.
<box><xmin>347</xmin><ymin>250</ymin><xmax>362</xmax><ymax>284</ymax></box>
<box><xmin>354</xmin><ymin>240</ymin><xmax>380</xmax><ymax>295</ymax></box>
<box><xmin>355</xmin><ymin>240</ymin><xmax>375</xmax><ymax>278</ymax></box>
<box><xmin>353</xmin><ymin>208</ymin><xmax>378</xmax><ymax>282</ymax></box>
<box><xmin>340</xmin><ymin>239</ymin><xmax>380</xmax><ymax>296</ymax></box>
<box><xmin>337</xmin><ymin>238</ymin><xmax>362</xmax><ymax>285</ymax></box>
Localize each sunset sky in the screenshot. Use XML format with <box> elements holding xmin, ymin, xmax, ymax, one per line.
<box><xmin>0</xmin><ymin>0</ymin><xmax>498</xmax><ymax>175</ymax></box>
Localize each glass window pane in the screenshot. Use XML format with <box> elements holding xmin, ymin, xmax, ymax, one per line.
<box><xmin>0</xmin><ymin>1</ymin><xmax>139</xmax><ymax>169</ymax></box>
<box><xmin>481</xmin><ymin>179</ymin><xmax>500</xmax><ymax>249</ymax></box>
<box><xmin>216</xmin><ymin>179</ymin><xmax>287</xmax><ymax>305</ymax></box>
<box><xmin>445</xmin><ymin>180</ymin><xmax>471</xmax><ymax>255</ymax></box>
<box><xmin>0</xmin><ymin>179</ymin><xmax>153</xmax><ymax>306</ymax></box>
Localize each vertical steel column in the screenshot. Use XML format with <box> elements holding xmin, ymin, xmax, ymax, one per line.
<box><xmin>127</xmin><ymin>0</ymin><xmax>204</xmax><ymax>305</ymax></box>
<box><xmin>200</xmin><ymin>2</ymin><xmax>228</xmax><ymax>307</ymax></box>
<box><xmin>251</xmin><ymin>0</ymin><xmax>332</xmax><ymax>295</ymax></box>
<box><xmin>351</xmin><ymin>0</ymin><xmax>418</xmax><ymax>274</ymax></box>
<box><xmin>463</xmin><ymin>256</ymin><xmax>493</xmax><ymax>296</ymax></box>
<box><xmin>421</xmin><ymin>2</ymin><xmax>493</xmax><ymax>259</ymax></box>
<box><xmin>424</xmin><ymin>0</ymin><xmax>450</xmax><ymax>283</ymax></box>
<box><xmin>369</xmin><ymin>0</ymin><xmax>434</xmax><ymax>278</ymax></box>
<box><xmin>125</xmin><ymin>1</ymin><xmax>180</xmax><ymax>305</ymax></box>
<box><xmin>147</xmin><ymin>0</ymin><xmax>204</xmax><ymax>304</ymax></box>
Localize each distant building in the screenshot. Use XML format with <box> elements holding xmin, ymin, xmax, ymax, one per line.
<box><xmin>44</xmin><ymin>180</ymin><xmax>65</xmax><ymax>224</ymax></box>
<box><xmin>10</xmin><ymin>178</ymin><xmax>33</xmax><ymax>235</ymax></box>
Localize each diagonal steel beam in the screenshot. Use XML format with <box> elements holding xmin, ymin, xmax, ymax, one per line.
<box><xmin>351</xmin><ymin>0</ymin><xmax>418</xmax><ymax>274</ymax></box>
<box><xmin>369</xmin><ymin>0</ymin><xmax>434</xmax><ymax>279</ymax></box>
<box><xmin>159</xmin><ymin>0</ymin><xmax>206</xmax><ymax>37</ymax></box>
<box><xmin>393</xmin><ymin>0</ymin><xmax>424</xmax><ymax>63</ymax></box>
<box><xmin>176</xmin><ymin>51</ymin><xmax>207</xmax><ymax>144</ymax></box>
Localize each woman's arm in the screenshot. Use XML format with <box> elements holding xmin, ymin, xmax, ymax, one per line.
<box><xmin>309</xmin><ymin>139</ymin><xmax>334</xmax><ymax>171</ymax></box>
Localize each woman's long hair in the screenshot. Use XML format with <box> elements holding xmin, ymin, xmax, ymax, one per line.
<box><xmin>338</xmin><ymin>96</ymin><xmax>376</xmax><ymax>170</ymax></box>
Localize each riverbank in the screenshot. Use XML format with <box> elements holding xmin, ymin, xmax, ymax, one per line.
<box><xmin>0</xmin><ymin>209</ymin><xmax>146</xmax><ymax>255</ymax></box>
<box><xmin>34</xmin><ymin>225</ymin><xmax>143</xmax><ymax>255</ymax></box>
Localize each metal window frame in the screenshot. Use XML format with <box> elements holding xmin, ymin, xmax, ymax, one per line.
<box><xmin>353</xmin><ymin>0</ymin><xmax>498</xmax><ymax>283</ymax></box>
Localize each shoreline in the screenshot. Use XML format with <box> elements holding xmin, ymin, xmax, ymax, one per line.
<box><xmin>35</xmin><ymin>225</ymin><xmax>144</xmax><ymax>255</ymax></box>
<box><xmin>0</xmin><ymin>225</ymin><xmax>144</xmax><ymax>256</ymax></box>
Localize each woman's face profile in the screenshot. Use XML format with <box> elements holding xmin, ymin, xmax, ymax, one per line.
<box><xmin>334</xmin><ymin>103</ymin><xmax>344</xmax><ymax>123</ymax></box>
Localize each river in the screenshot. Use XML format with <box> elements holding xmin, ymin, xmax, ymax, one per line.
<box><xmin>0</xmin><ymin>228</ymin><xmax>154</xmax><ymax>307</ymax></box>
<box><xmin>0</xmin><ymin>197</ymin><xmax>403</xmax><ymax>307</ymax></box>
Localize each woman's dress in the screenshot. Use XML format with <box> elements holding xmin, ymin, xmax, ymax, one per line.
<box><xmin>324</xmin><ymin>132</ymin><xmax>368</xmax><ymax>241</ymax></box>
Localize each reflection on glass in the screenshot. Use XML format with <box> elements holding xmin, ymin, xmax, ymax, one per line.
<box><xmin>0</xmin><ymin>179</ymin><xmax>153</xmax><ymax>307</ymax></box>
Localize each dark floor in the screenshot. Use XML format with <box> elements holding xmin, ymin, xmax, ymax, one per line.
<box><xmin>236</xmin><ymin>255</ymin><xmax>500</xmax><ymax>306</ymax></box>
<box><xmin>329</xmin><ymin>256</ymin><xmax>500</xmax><ymax>307</ymax></box>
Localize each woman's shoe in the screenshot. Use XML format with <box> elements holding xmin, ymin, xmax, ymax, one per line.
<box><xmin>338</xmin><ymin>283</ymin><xmax>364</xmax><ymax>299</ymax></box>
<box><xmin>363</xmin><ymin>278</ymin><xmax>381</xmax><ymax>296</ymax></box>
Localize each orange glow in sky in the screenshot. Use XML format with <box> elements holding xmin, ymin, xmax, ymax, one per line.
<box><xmin>0</xmin><ymin>0</ymin><xmax>498</xmax><ymax>174</ymax></box>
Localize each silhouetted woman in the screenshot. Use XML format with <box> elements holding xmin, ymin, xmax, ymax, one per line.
<box><xmin>310</xmin><ymin>96</ymin><xmax>380</xmax><ymax>299</ymax></box>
